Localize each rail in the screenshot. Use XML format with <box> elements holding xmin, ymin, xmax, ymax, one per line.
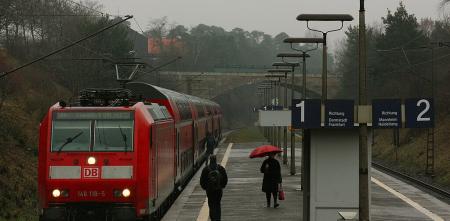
<box><xmin>372</xmin><ymin>162</ymin><xmax>450</xmax><ymax>200</ymax></box>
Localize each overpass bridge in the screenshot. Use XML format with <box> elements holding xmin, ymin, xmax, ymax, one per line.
<box><xmin>139</xmin><ymin>71</ymin><xmax>341</xmax><ymax>128</ymax></box>
<box><xmin>151</xmin><ymin>71</ymin><xmax>341</xmax><ymax>100</ymax></box>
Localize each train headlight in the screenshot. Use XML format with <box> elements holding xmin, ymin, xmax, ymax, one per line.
<box><xmin>52</xmin><ymin>189</ymin><xmax>61</xmax><ymax>198</ymax></box>
<box><xmin>122</xmin><ymin>188</ymin><xmax>131</xmax><ymax>198</ymax></box>
<box><xmin>87</xmin><ymin>156</ymin><xmax>96</xmax><ymax>165</ymax></box>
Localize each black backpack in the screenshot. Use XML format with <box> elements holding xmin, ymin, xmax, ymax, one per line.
<box><xmin>207</xmin><ymin>167</ymin><xmax>222</xmax><ymax>191</ymax></box>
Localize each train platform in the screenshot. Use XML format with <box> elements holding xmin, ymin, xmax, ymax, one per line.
<box><xmin>162</xmin><ymin>141</ymin><xmax>302</xmax><ymax>221</ymax></box>
<box><xmin>162</xmin><ymin>139</ymin><xmax>450</xmax><ymax>221</ymax></box>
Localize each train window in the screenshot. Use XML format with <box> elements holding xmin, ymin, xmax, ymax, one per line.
<box><xmin>51</xmin><ymin>120</ymin><xmax>91</xmax><ymax>152</ymax></box>
<box><xmin>147</xmin><ymin>106</ymin><xmax>166</xmax><ymax>121</ymax></box>
<box><xmin>147</xmin><ymin>108</ymin><xmax>160</xmax><ymax>120</ymax></box>
<box><xmin>93</xmin><ymin>120</ymin><xmax>134</xmax><ymax>152</ymax></box>
<box><xmin>176</xmin><ymin>101</ymin><xmax>192</xmax><ymax>120</ymax></box>
<box><xmin>196</xmin><ymin>103</ymin><xmax>205</xmax><ymax>118</ymax></box>
<box><xmin>160</xmin><ymin>106</ymin><xmax>172</xmax><ymax>119</ymax></box>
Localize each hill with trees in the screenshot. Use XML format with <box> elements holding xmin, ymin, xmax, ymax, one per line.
<box><xmin>335</xmin><ymin>2</ymin><xmax>450</xmax><ymax>189</ymax></box>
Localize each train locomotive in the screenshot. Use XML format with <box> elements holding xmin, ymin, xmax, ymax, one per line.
<box><xmin>38</xmin><ymin>82</ymin><xmax>222</xmax><ymax>221</ymax></box>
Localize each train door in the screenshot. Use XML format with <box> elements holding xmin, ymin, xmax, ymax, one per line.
<box><xmin>176</xmin><ymin>129</ymin><xmax>181</xmax><ymax>181</ymax></box>
<box><xmin>218</xmin><ymin>119</ymin><xmax>222</xmax><ymax>140</ymax></box>
<box><xmin>212</xmin><ymin>116</ymin><xmax>215</xmax><ymax>138</ymax></box>
<box><xmin>193</xmin><ymin>122</ymin><xmax>198</xmax><ymax>163</ymax></box>
<box><xmin>151</xmin><ymin>126</ymin><xmax>158</xmax><ymax>199</ymax></box>
<box><xmin>190</xmin><ymin>121</ymin><xmax>195</xmax><ymax>168</ymax></box>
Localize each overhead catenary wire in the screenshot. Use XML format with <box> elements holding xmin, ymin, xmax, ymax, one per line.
<box><xmin>0</xmin><ymin>15</ymin><xmax>134</xmax><ymax>79</ymax></box>
<box><xmin>373</xmin><ymin>45</ymin><xmax>450</xmax><ymax>83</ymax></box>
<box><xmin>133</xmin><ymin>18</ymin><xmax>147</xmax><ymax>36</ymax></box>
<box><xmin>13</xmin><ymin>14</ymin><xmax>107</xmax><ymax>17</ymax></box>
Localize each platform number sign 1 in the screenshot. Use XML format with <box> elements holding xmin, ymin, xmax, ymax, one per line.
<box><xmin>291</xmin><ymin>99</ymin><xmax>321</xmax><ymax>129</ymax></box>
<box><xmin>405</xmin><ymin>98</ymin><xmax>434</xmax><ymax>128</ymax></box>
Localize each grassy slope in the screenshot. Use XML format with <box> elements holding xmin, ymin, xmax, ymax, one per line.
<box><xmin>0</xmin><ymin>50</ymin><xmax>71</xmax><ymax>220</ymax></box>
<box><xmin>372</xmin><ymin>114</ymin><xmax>450</xmax><ymax>189</ymax></box>
<box><xmin>0</xmin><ymin>148</ymin><xmax>38</xmax><ymax>221</ymax></box>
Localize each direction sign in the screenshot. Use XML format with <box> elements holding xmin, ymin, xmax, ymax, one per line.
<box><xmin>372</xmin><ymin>99</ymin><xmax>402</xmax><ymax>128</ymax></box>
<box><xmin>291</xmin><ymin>99</ymin><xmax>321</xmax><ymax>129</ymax></box>
<box><xmin>405</xmin><ymin>98</ymin><xmax>434</xmax><ymax>128</ymax></box>
<box><xmin>325</xmin><ymin>100</ymin><xmax>354</xmax><ymax>128</ymax></box>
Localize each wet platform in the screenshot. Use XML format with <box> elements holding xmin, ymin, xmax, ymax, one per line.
<box><xmin>162</xmin><ymin>141</ymin><xmax>302</xmax><ymax>221</ymax></box>
<box><xmin>162</xmin><ymin>140</ymin><xmax>450</xmax><ymax>221</ymax></box>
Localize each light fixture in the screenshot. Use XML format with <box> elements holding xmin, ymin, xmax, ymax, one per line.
<box><xmin>87</xmin><ymin>156</ymin><xmax>96</xmax><ymax>165</ymax></box>
<box><xmin>52</xmin><ymin>189</ymin><xmax>61</xmax><ymax>198</ymax></box>
<box><xmin>122</xmin><ymin>188</ymin><xmax>131</xmax><ymax>198</ymax></box>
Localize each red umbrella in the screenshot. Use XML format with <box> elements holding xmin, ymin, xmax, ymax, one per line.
<box><xmin>249</xmin><ymin>145</ymin><xmax>282</xmax><ymax>158</ymax></box>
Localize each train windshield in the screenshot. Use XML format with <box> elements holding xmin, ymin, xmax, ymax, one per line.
<box><xmin>52</xmin><ymin>121</ymin><xmax>91</xmax><ymax>152</ymax></box>
<box><xmin>94</xmin><ymin>120</ymin><xmax>133</xmax><ymax>151</ymax></box>
<box><xmin>51</xmin><ymin>111</ymin><xmax>134</xmax><ymax>152</ymax></box>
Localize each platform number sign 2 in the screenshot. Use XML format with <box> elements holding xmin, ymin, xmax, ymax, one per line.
<box><xmin>405</xmin><ymin>98</ymin><xmax>434</xmax><ymax>128</ymax></box>
<box><xmin>291</xmin><ymin>99</ymin><xmax>321</xmax><ymax>129</ymax></box>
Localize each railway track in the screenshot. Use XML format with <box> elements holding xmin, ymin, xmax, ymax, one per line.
<box><xmin>372</xmin><ymin>162</ymin><xmax>450</xmax><ymax>200</ymax></box>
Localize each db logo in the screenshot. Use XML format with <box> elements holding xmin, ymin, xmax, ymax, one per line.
<box><xmin>83</xmin><ymin>167</ymin><xmax>99</xmax><ymax>178</ymax></box>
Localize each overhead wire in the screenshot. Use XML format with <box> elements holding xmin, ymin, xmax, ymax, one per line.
<box><xmin>13</xmin><ymin>14</ymin><xmax>105</xmax><ymax>17</ymax></box>
<box><xmin>133</xmin><ymin>18</ymin><xmax>147</xmax><ymax>36</ymax></box>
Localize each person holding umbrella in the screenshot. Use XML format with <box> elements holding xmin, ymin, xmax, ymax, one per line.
<box><xmin>260</xmin><ymin>152</ymin><xmax>282</xmax><ymax>208</ymax></box>
<box><xmin>249</xmin><ymin>145</ymin><xmax>283</xmax><ymax>208</ymax></box>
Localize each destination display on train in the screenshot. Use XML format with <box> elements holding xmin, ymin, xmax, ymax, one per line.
<box><xmin>291</xmin><ymin>98</ymin><xmax>434</xmax><ymax>129</ymax></box>
<box><xmin>372</xmin><ymin>99</ymin><xmax>402</xmax><ymax>128</ymax></box>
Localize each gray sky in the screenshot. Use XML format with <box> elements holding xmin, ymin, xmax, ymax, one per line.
<box><xmin>100</xmin><ymin>0</ymin><xmax>445</xmax><ymax>49</ymax></box>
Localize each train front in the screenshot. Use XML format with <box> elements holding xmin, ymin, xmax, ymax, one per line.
<box><xmin>38</xmin><ymin>104</ymin><xmax>148</xmax><ymax>221</ymax></box>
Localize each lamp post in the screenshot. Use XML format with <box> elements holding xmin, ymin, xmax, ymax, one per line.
<box><xmin>283</xmin><ymin>38</ymin><xmax>323</xmax><ymax>99</ymax></box>
<box><xmin>267</xmin><ymin>69</ymin><xmax>292</xmax><ymax>158</ymax></box>
<box><xmin>280</xmin><ymin>39</ymin><xmax>321</xmax><ymax>180</ymax></box>
<box><xmin>272</xmin><ymin>60</ymin><xmax>302</xmax><ymax>176</ymax></box>
<box><xmin>277</xmin><ymin>52</ymin><xmax>313</xmax><ymax>183</ymax></box>
<box><xmin>296</xmin><ymin>14</ymin><xmax>353</xmax><ymax>101</ymax></box>
<box><xmin>265</xmin><ymin>79</ymin><xmax>278</xmax><ymax>145</ymax></box>
<box><xmin>266</xmin><ymin>69</ymin><xmax>291</xmax><ymax>164</ymax></box>
<box><xmin>296</xmin><ymin>14</ymin><xmax>353</xmax><ymax>221</ymax></box>
<box><xmin>258</xmin><ymin>83</ymin><xmax>273</xmax><ymax>139</ymax></box>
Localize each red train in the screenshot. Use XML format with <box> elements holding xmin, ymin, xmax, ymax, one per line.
<box><xmin>38</xmin><ymin>82</ymin><xmax>222</xmax><ymax>221</ymax></box>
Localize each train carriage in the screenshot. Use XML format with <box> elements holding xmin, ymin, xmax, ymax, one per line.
<box><xmin>38</xmin><ymin>83</ymin><xmax>222</xmax><ymax>221</ymax></box>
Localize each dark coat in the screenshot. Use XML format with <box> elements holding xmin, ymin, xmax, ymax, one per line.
<box><xmin>200</xmin><ymin>163</ymin><xmax>228</xmax><ymax>193</ymax></box>
<box><xmin>206</xmin><ymin>134</ymin><xmax>215</xmax><ymax>154</ymax></box>
<box><xmin>260</xmin><ymin>157</ymin><xmax>282</xmax><ymax>193</ymax></box>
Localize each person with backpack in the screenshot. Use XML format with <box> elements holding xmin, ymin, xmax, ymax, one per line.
<box><xmin>200</xmin><ymin>155</ymin><xmax>228</xmax><ymax>221</ymax></box>
<box><xmin>260</xmin><ymin>152</ymin><xmax>282</xmax><ymax>208</ymax></box>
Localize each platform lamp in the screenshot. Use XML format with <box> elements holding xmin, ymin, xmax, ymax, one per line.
<box><xmin>276</xmin><ymin>53</ymin><xmax>311</xmax><ymax>176</ymax></box>
<box><xmin>297</xmin><ymin>14</ymin><xmax>354</xmax><ymax>221</ymax></box>
<box><xmin>262</xmin><ymin>79</ymin><xmax>279</xmax><ymax>146</ymax></box>
<box><xmin>272</xmin><ymin>61</ymin><xmax>300</xmax><ymax>171</ymax></box>
<box><xmin>296</xmin><ymin>14</ymin><xmax>353</xmax><ymax>101</ymax></box>
<box><xmin>283</xmin><ymin>38</ymin><xmax>323</xmax><ymax>99</ymax></box>
<box><xmin>267</xmin><ymin>69</ymin><xmax>292</xmax><ymax>165</ymax></box>
<box><xmin>258</xmin><ymin>84</ymin><xmax>273</xmax><ymax>139</ymax></box>
<box><xmin>279</xmin><ymin>41</ymin><xmax>319</xmax><ymax>178</ymax></box>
